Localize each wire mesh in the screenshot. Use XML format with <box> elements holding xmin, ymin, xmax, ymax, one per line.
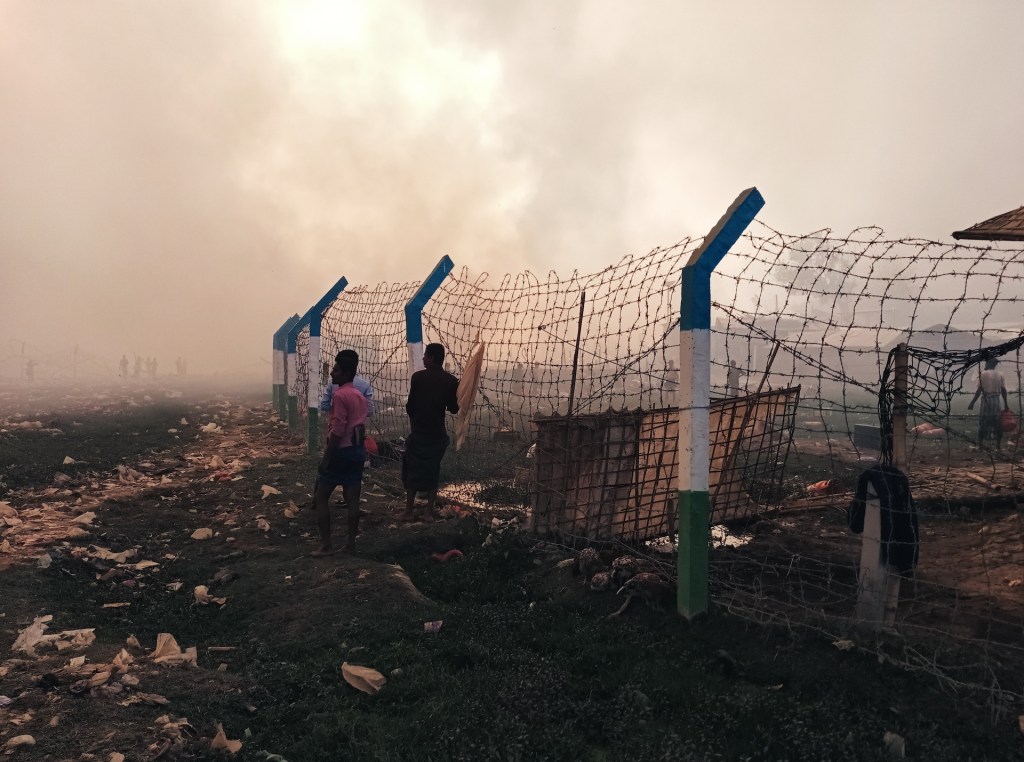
<box><xmin>307</xmin><ymin>220</ymin><xmax>1024</xmax><ymax>711</ymax></box>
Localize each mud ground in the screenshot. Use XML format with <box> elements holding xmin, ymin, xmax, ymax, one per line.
<box><xmin>1</xmin><ymin>384</ymin><xmax>1022</xmax><ymax>761</ymax></box>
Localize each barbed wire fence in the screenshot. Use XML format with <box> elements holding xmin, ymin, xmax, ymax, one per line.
<box><xmin>706</xmin><ymin>222</ymin><xmax>1024</xmax><ymax>715</ymax></box>
<box><xmin>302</xmin><ymin>220</ymin><xmax>1024</xmax><ymax>713</ymax></box>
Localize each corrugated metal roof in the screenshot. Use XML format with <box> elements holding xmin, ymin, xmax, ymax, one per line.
<box><xmin>952</xmin><ymin>205</ymin><xmax>1024</xmax><ymax>241</ymax></box>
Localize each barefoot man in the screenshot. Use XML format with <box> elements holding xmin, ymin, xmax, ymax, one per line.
<box><xmin>402</xmin><ymin>342</ymin><xmax>459</xmax><ymax>521</ymax></box>
<box><xmin>313</xmin><ymin>351</ymin><xmax>368</xmax><ymax>555</ymax></box>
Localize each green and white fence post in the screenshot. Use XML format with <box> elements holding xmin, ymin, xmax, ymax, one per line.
<box><xmin>273</xmin><ymin>314</ymin><xmax>300</xmax><ymax>420</ymax></box>
<box><xmin>405</xmin><ymin>256</ymin><xmax>454</xmax><ymax>378</ymax></box>
<box><xmin>678</xmin><ymin>187</ymin><xmax>764</xmax><ymax>619</ymax></box>
<box><xmin>305</xmin><ymin>277</ymin><xmax>349</xmax><ymax>453</ymax></box>
<box><xmin>285</xmin><ymin>321</ymin><xmax>304</xmax><ymax>432</ymax></box>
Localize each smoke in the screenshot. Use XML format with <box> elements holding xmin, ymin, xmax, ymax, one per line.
<box><xmin>1</xmin><ymin>1</ymin><xmax>1022</xmax><ymax>376</ymax></box>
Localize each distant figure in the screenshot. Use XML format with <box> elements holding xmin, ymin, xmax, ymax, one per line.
<box><xmin>180</xmin><ymin>357</ymin><xmax>187</xmax><ymax>377</ymax></box>
<box><xmin>150</xmin><ymin>357</ymin><xmax>158</xmax><ymax>378</ymax></box>
<box><xmin>663</xmin><ymin>359</ymin><xmax>678</xmax><ymax>400</ymax></box>
<box><xmin>319</xmin><ymin>350</ymin><xmax>375</xmax><ymax>416</ymax></box>
<box><xmin>727</xmin><ymin>361</ymin><xmax>742</xmax><ymax>396</ymax></box>
<box><xmin>175</xmin><ymin>357</ymin><xmax>183</xmax><ymax>376</ymax></box>
<box><xmin>24</xmin><ymin>359</ymin><xmax>35</xmax><ymax>381</ymax></box>
<box><xmin>968</xmin><ymin>357</ymin><xmax>1010</xmax><ymax>449</ymax></box>
<box><xmin>313</xmin><ymin>352</ymin><xmax>368</xmax><ymax>555</ymax></box>
<box><xmin>133</xmin><ymin>356</ymin><xmax>142</xmax><ymax>378</ymax></box>
<box><xmin>402</xmin><ymin>343</ymin><xmax>459</xmax><ymax>522</ymax></box>
<box><xmin>119</xmin><ymin>355</ymin><xmax>129</xmax><ymax>378</ymax></box>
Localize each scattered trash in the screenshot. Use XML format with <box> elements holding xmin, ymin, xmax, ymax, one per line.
<box><xmin>166</xmin><ymin>581</ymin><xmax>184</xmax><ymax>592</ymax></box>
<box><xmin>260</xmin><ymin>485</ymin><xmax>282</xmax><ymax>499</ymax></box>
<box><xmin>37</xmin><ymin>553</ymin><xmax>52</xmax><ymax>569</ymax></box>
<box><xmin>423</xmin><ymin>621</ymin><xmax>443</xmax><ymax>634</ymax></box>
<box><xmin>833</xmin><ymin>639</ymin><xmax>856</xmax><ymax>651</ymax></box>
<box><xmin>126</xmin><ymin>635</ymin><xmax>143</xmax><ymax>650</ymax></box>
<box><xmin>341</xmin><ymin>662</ymin><xmax>387</xmax><ymax>695</ymax></box>
<box><xmin>805</xmin><ymin>479</ymin><xmax>834</xmax><ymax>496</ymax></box>
<box><xmin>256</xmin><ymin>517</ymin><xmax>271</xmax><ymax>532</ymax></box>
<box><xmin>110</xmin><ymin>753</ymin><xmax>126</xmax><ymax>762</ymax></box>
<box><xmin>102</xmin><ymin>603</ymin><xmax>131</xmax><ymax>609</ymax></box>
<box><xmin>62</xmin><ymin>456</ymin><xmax>76</xmax><ymax>465</ymax></box>
<box><xmin>556</xmin><ymin>558</ymin><xmax>575</xmax><ymax>570</ymax></box>
<box><xmin>11</xmin><ymin>616</ymin><xmax>96</xmax><ymax>657</ymax></box>
<box><xmin>193</xmin><ymin>585</ymin><xmax>228</xmax><ymax>606</ymax></box>
<box><xmin>429</xmin><ymin>549</ymin><xmax>464</xmax><ymax>562</ymax></box>
<box><xmin>0</xmin><ymin>695</ymin><xmax>12</xmax><ymax>707</ymax></box>
<box><xmin>150</xmin><ymin>633</ymin><xmax>198</xmax><ymax>667</ymax></box>
<box><xmin>211</xmin><ymin>723</ymin><xmax>243</xmax><ymax>754</ymax></box>
<box><xmin>4</xmin><ymin>735</ymin><xmax>35</xmax><ymax>749</ymax></box>
<box><xmin>283</xmin><ymin>500</ymin><xmax>300</xmax><ymax>519</ymax></box>
<box><xmin>191</xmin><ymin>528</ymin><xmax>214</xmax><ymax>541</ymax></box>
<box><xmin>85</xmin><ymin>546</ymin><xmax>138</xmax><ymax>564</ymax></box>
<box><xmin>201</xmin><ymin>422</ymin><xmax>222</xmax><ymax>433</ymax></box>
<box><xmin>883</xmin><ymin>730</ymin><xmax>906</xmax><ymax>758</ymax></box>
<box><xmin>119</xmin><ymin>693</ymin><xmax>169</xmax><ymax>707</ymax></box>
<box><xmin>71</xmin><ymin>511</ymin><xmax>97</xmax><ymax>525</ymax></box>
<box><xmin>911</xmin><ymin>422</ymin><xmax>945</xmax><ymax>438</ymax></box>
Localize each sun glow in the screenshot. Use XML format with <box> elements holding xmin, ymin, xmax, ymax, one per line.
<box><xmin>276</xmin><ymin>0</ymin><xmax>369</xmax><ymax>54</ymax></box>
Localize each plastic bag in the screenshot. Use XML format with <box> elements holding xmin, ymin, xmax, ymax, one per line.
<box><xmin>1000</xmin><ymin>408</ymin><xmax>1017</xmax><ymax>433</ymax></box>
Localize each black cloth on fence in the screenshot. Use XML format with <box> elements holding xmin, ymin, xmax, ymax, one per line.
<box><xmin>848</xmin><ymin>464</ymin><xmax>919</xmax><ymax>573</ymax></box>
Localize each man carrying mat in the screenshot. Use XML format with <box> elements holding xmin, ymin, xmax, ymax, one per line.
<box><xmin>402</xmin><ymin>342</ymin><xmax>459</xmax><ymax>522</ymax></box>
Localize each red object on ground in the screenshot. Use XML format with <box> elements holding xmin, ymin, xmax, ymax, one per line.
<box><xmin>364</xmin><ymin>435</ymin><xmax>379</xmax><ymax>456</ymax></box>
<box><xmin>430</xmin><ymin>549</ymin><xmax>464</xmax><ymax>563</ymax></box>
<box><xmin>806</xmin><ymin>479</ymin><xmax>833</xmax><ymax>496</ymax></box>
<box><xmin>1000</xmin><ymin>409</ymin><xmax>1017</xmax><ymax>433</ymax></box>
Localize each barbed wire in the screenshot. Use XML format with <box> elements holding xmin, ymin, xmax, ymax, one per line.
<box><xmin>308</xmin><ymin>220</ymin><xmax>1024</xmax><ymax>712</ymax></box>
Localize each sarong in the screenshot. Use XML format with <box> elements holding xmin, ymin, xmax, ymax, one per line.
<box><xmin>402</xmin><ymin>432</ymin><xmax>449</xmax><ymax>491</ymax></box>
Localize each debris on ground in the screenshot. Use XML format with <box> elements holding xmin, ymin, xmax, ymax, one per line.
<box><xmin>341</xmin><ymin>662</ymin><xmax>387</xmax><ymax>695</ymax></box>
<box><xmin>429</xmin><ymin>549</ymin><xmax>463</xmax><ymax>562</ymax></box>
<box><xmin>150</xmin><ymin>633</ymin><xmax>198</xmax><ymax>667</ymax></box>
<box><xmin>211</xmin><ymin>723</ymin><xmax>243</xmax><ymax>754</ymax></box>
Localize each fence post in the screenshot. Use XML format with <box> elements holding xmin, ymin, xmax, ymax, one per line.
<box><xmin>273</xmin><ymin>314</ymin><xmax>301</xmax><ymax>420</ymax></box>
<box><xmin>306</xmin><ymin>277</ymin><xmax>349</xmax><ymax>453</ymax></box>
<box><xmin>892</xmin><ymin>343</ymin><xmax>909</xmax><ymax>469</ymax></box>
<box><xmin>286</xmin><ymin>318</ymin><xmax>307</xmax><ymax>432</ymax></box>
<box><xmin>678</xmin><ymin>188</ymin><xmax>764</xmax><ymax>619</ymax></box>
<box><xmin>405</xmin><ymin>256</ymin><xmax>455</xmax><ymax>378</ymax></box>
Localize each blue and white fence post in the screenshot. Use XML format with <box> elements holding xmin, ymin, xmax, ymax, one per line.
<box><xmin>405</xmin><ymin>256</ymin><xmax>454</xmax><ymax>378</ymax></box>
<box><xmin>678</xmin><ymin>188</ymin><xmax>764</xmax><ymax>619</ymax></box>
<box><xmin>305</xmin><ymin>277</ymin><xmax>348</xmax><ymax>453</ymax></box>
<box><xmin>273</xmin><ymin>314</ymin><xmax>301</xmax><ymax>420</ymax></box>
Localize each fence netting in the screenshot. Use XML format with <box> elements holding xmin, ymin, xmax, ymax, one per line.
<box><xmin>302</xmin><ymin>220</ymin><xmax>1024</xmax><ymax>712</ymax></box>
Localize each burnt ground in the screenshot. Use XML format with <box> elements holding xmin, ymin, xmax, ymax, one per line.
<box><xmin>0</xmin><ymin>385</ymin><xmax>1022</xmax><ymax>761</ymax></box>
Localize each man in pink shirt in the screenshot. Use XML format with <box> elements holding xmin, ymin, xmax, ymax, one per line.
<box><xmin>313</xmin><ymin>352</ymin><xmax>368</xmax><ymax>555</ymax></box>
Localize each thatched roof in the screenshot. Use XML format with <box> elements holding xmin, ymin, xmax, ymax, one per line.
<box><xmin>952</xmin><ymin>205</ymin><xmax>1024</xmax><ymax>241</ymax></box>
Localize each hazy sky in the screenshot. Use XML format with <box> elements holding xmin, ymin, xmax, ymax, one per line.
<box><xmin>2</xmin><ymin>0</ymin><xmax>1022</xmax><ymax>375</ymax></box>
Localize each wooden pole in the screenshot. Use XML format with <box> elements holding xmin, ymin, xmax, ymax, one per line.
<box><xmin>566</xmin><ymin>291</ymin><xmax>586</xmax><ymax>418</ymax></box>
<box><xmin>893</xmin><ymin>343</ymin><xmax>909</xmax><ymax>469</ymax></box>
